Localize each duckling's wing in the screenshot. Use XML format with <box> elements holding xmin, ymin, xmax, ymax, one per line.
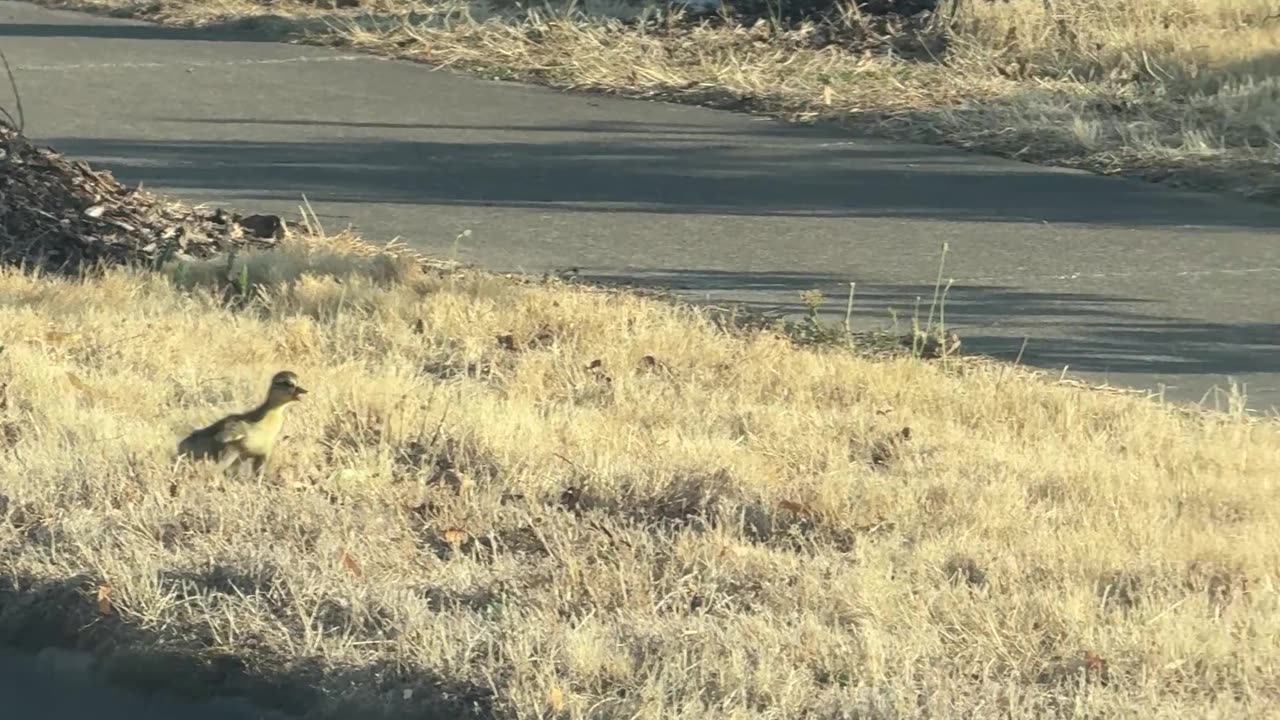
<box><xmin>177</xmin><ymin>432</ymin><xmax>200</xmax><ymax>455</ymax></box>
<box><xmin>178</xmin><ymin>423</ymin><xmax>222</xmax><ymax>458</ymax></box>
<box><xmin>215</xmin><ymin>419</ymin><xmax>250</xmax><ymax>444</ymax></box>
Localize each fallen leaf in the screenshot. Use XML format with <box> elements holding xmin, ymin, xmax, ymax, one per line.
<box><xmin>778</xmin><ymin>499</ymin><xmax>814</xmax><ymax>517</ymax></box>
<box><xmin>83</xmin><ymin>204</ymin><xmax>106</xmax><ymax>218</ymax></box>
<box><xmin>638</xmin><ymin>354</ymin><xmax>669</xmax><ymax>374</ymax></box>
<box><xmin>546</xmin><ymin>684</ymin><xmax>566</xmax><ymax>713</ymax></box>
<box><xmin>95</xmin><ymin>585</ymin><xmax>112</xmax><ymax>616</ymax></box>
<box><xmin>66</xmin><ymin>372</ymin><xmax>93</xmax><ymax>398</ymax></box>
<box><xmin>440</xmin><ymin>527</ymin><xmax>468</xmax><ymax>547</ymax></box>
<box><xmin>338</xmin><ymin>548</ymin><xmax>364</xmax><ymax>578</ymax></box>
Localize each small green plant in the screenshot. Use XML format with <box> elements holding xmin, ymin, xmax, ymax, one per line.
<box><xmin>789</xmin><ymin>244</ymin><xmax>962</xmax><ymax>359</ymax></box>
<box><xmin>234</xmin><ymin>262</ymin><xmax>250</xmax><ymax>298</ymax></box>
<box><xmin>800</xmin><ymin>288</ymin><xmax>825</xmax><ymax>320</ymax></box>
<box><xmin>213</xmin><ymin>249</ymin><xmax>261</xmax><ymax>311</ymax></box>
<box><xmin>170</xmin><ymin>259</ymin><xmax>189</xmax><ymax>287</ymax></box>
<box><xmin>790</xmin><ymin>288</ymin><xmax>846</xmax><ymax>346</ymax></box>
<box><xmin>904</xmin><ymin>242</ymin><xmax>959</xmax><ymax>361</ymax></box>
<box><xmin>222</xmin><ymin>247</ymin><xmax>239</xmax><ymax>283</ymax></box>
<box><xmin>150</xmin><ymin>236</ymin><xmax>179</xmax><ymax>271</ymax></box>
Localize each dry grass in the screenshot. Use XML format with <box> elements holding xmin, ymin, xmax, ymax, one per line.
<box><xmin>28</xmin><ymin>0</ymin><xmax>1280</xmax><ymax>201</ymax></box>
<box><xmin>1</xmin><ymin>230</ymin><xmax>1278</xmax><ymax>718</ymax></box>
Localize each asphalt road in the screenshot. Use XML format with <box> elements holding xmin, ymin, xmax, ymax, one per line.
<box><xmin>2</xmin><ymin>0</ymin><xmax>1279</xmax><ymax>415</ymax></box>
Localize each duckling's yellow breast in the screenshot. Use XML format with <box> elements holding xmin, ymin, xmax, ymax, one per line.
<box><xmin>238</xmin><ymin>409</ymin><xmax>287</xmax><ymax>456</ymax></box>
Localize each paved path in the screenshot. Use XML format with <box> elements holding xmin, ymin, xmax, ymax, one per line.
<box><xmin>2</xmin><ymin>0</ymin><xmax>1279</xmax><ymax>412</ymax></box>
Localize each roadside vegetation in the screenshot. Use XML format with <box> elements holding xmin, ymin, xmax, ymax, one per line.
<box><xmin>1</xmin><ymin>193</ymin><xmax>1277</xmax><ymax>719</ymax></box>
<box><xmin>31</xmin><ymin>0</ymin><xmax>1280</xmax><ymax>203</ymax></box>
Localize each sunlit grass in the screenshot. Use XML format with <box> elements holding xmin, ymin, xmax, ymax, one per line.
<box><xmin>0</xmin><ymin>232</ymin><xmax>1276</xmax><ymax>717</ymax></box>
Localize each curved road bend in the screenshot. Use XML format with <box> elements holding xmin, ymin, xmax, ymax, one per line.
<box><xmin>1</xmin><ymin>0</ymin><xmax>1278</xmax><ymax>414</ymax></box>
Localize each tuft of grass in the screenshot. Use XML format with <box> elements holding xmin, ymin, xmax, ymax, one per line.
<box><xmin>29</xmin><ymin>0</ymin><xmax>1280</xmax><ymax>202</ymax></box>
<box><xmin>1</xmin><ymin>231</ymin><xmax>1278</xmax><ymax>718</ymax></box>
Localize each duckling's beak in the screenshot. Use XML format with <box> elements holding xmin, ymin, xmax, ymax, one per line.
<box><xmin>292</xmin><ymin>385</ymin><xmax>309</xmax><ymax>400</ymax></box>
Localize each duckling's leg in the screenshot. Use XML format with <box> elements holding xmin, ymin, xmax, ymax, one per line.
<box><xmin>251</xmin><ymin>454</ymin><xmax>268</xmax><ymax>477</ymax></box>
<box><xmin>215</xmin><ymin>447</ymin><xmax>243</xmax><ymax>474</ymax></box>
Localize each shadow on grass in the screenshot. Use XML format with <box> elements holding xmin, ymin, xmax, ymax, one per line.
<box><xmin>0</xmin><ymin>573</ymin><xmax>497</xmax><ymax>720</ymax></box>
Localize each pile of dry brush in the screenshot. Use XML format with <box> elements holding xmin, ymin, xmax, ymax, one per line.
<box><xmin>0</xmin><ymin>116</ymin><xmax>291</xmax><ymax>274</ymax></box>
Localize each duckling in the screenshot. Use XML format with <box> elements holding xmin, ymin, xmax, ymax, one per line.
<box><xmin>178</xmin><ymin>371</ymin><xmax>308</xmax><ymax>475</ymax></box>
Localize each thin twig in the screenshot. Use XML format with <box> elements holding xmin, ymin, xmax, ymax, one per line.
<box><xmin>0</xmin><ymin>47</ymin><xmax>25</xmax><ymax>134</ymax></box>
<box><xmin>843</xmin><ymin>281</ymin><xmax>856</xmax><ymax>335</ymax></box>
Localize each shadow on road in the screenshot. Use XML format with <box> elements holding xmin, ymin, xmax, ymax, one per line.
<box><xmin>41</xmin><ymin>130</ymin><xmax>1280</xmax><ymax>228</ymax></box>
<box><xmin>575</xmin><ymin>267</ymin><xmax>1280</xmax><ymax>379</ymax></box>
<box><xmin>0</xmin><ymin>19</ymin><xmax>294</xmax><ymax>42</ymax></box>
<box><xmin>152</xmin><ymin>116</ymin><xmax>864</xmax><ymax>140</ymax></box>
<box><xmin>35</xmin><ymin>129</ymin><xmax>1280</xmax><ymax>403</ymax></box>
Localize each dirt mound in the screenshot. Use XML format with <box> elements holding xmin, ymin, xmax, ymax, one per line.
<box><xmin>0</xmin><ymin>124</ymin><xmax>288</xmax><ymax>273</ymax></box>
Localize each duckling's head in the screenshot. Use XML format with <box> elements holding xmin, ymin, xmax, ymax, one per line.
<box><xmin>266</xmin><ymin>370</ymin><xmax>308</xmax><ymax>407</ymax></box>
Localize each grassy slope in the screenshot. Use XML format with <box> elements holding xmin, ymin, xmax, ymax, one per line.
<box><xmin>27</xmin><ymin>0</ymin><xmax>1280</xmax><ymax>203</ymax></box>
<box><xmin>1</xmin><ymin>234</ymin><xmax>1277</xmax><ymax>718</ymax></box>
